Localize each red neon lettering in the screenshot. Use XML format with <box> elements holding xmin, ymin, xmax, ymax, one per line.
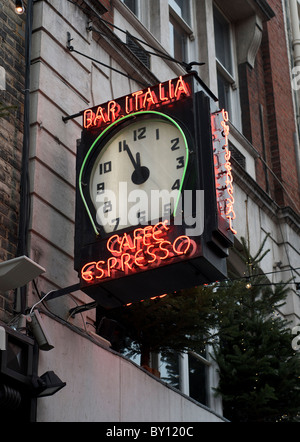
<box><xmin>83</xmin><ymin>109</ymin><xmax>94</xmax><ymax>129</ymax></box>
<box><xmin>152</xmin><ymin>220</ymin><xmax>169</xmax><ymax>241</ymax></box>
<box><xmin>84</xmin><ymin>76</ymin><xmax>190</xmax><ymax>131</ymax></box>
<box><xmin>133</xmin><ymin>227</ymin><xmax>144</xmax><ymax>249</ymax></box>
<box><xmin>107</xmin><ymin>100</ymin><xmax>121</xmax><ymax>123</ymax></box>
<box><xmin>159</xmin><ymin>83</ymin><xmax>169</xmax><ymax>102</ymax></box>
<box><xmin>120</xmin><ymin>233</ymin><xmax>135</xmax><ymax>251</ymax></box>
<box><xmin>222</xmin><ymin>109</ymin><xmax>229</xmax><ymax>121</ymax></box>
<box><xmin>146</xmin><ymin>244</ymin><xmax>157</xmax><ymax>263</ymax></box>
<box><xmin>95</xmin><ymin>261</ymin><xmax>105</xmax><ymax>279</ymax></box>
<box><xmin>173</xmin><ymin>235</ymin><xmax>191</xmax><ymax>255</ymax></box>
<box><xmin>93</xmin><ymin>106</ymin><xmax>107</xmax><ymax>126</ymax></box>
<box><xmin>169</xmin><ymin>79</ymin><xmax>174</xmax><ymax>99</ymax></box>
<box><xmin>125</xmin><ymin>96</ymin><xmax>134</xmax><ymax>114</ymax></box>
<box><xmin>107</xmin><ymin>235</ymin><xmax>122</xmax><ymax>255</ymax></box>
<box><xmin>107</xmin><ymin>257</ymin><xmax>118</xmax><ymax>277</ymax></box>
<box><xmin>81</xmin><ymin>262</ymin><xmax>96</xmax><ymax>282</ymax></box>
<box><xmin>143</xmin><ymin>88</ymin><xmax>157</xmax><ymax>108</ymax></box>
<box><xmin>121</xmin><ymin>253</ymin><xmax>133</xmax><ymax>271</ymax></box>
<box><xmin>143</xmin><ymin>225</ymin><xmax>153</xmax><ymax>245</ymax></box>
<box><xmin>80</xmin><ymin>221</ymin><xmax>198</xmax><ymax>286</ymax></box>
<box><xmin>159</xmin><ymin>241</ymin><xmax>172</xmax><ymax>260</ymax></box>
<box><xmin>174</xmin><ymin>76</ymin><xmax>189</xmax><ymax>100</ymax></box>
<box><xmin>134</xmin><ymin>248</ymin><xmax>146</xmax><ymax>267</ymax></box>
<box><xmin>132</xmin><ymin>90</ymin><xmax>143</xmax><ymax>111</ymax></box>
<box><xmin>212</xmin><ymin>109</ymin><xmax>237</xmax><ymax>235</ymax></box>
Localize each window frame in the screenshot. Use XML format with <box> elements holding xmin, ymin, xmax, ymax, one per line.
<box><xmin>213</xmin><ymin>4</ymin><xmax>241</xmax><ymax>129</ymax></box>
<box><xmin>168</xmin><ymin>0</ymin><xmax>194</xmax><ymax>62</ymax></box>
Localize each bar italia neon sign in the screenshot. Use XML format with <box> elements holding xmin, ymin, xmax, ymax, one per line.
<box><xmin>83</xmin><ymin>76</ymin><xmax>190</xmax><ymax>130</ymax></box>
<box><xmin>81</xmin><ymin>220</ymin><xmax>197</xmax><ymax>285</ymax></box>
<box><xmin>75</xmin><ymin>73</ymin><xmax>235</xmax><ymax>307</ymax></box>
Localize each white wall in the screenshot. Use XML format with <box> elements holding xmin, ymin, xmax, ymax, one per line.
<box><xmin>36</xmin><ymin>314</ymin><xmax>226</xmax><ymax>422</ymax></box>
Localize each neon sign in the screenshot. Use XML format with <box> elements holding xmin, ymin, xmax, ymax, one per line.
<box><xmin>83</xmin><ymin>76</ymin><xmax>190</xmax><ymax>130</ymax></box>
<box><xmin>211</xmin><ymin>109</ymin><xmax>237</xmax><ymax>234</ymax></box>
<box><xmin>80</xmin><ymin>220</ymin><xmax>197</xmax><ymax>286</ymax></box>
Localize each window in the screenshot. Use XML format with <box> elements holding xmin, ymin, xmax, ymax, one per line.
<box><xmin>169</xmin><ymin>0</ymin><xmax>192</xmax><ymax>62</ymax></box>
<box><xmin>214</xmin><ymin>6</ymin><xmax>236</xmax><ymax>116</ymax></box>
<box><xmin>169</xmin><ymin>0</ymin><xmax>191</xmax><ymax>24</ymax></box>
<box><xmin>122</xmin><ymin>0</ymin><xmax>138</xmax><ymax>16</ymax></box>
<box><xmin>160</xmin><ymin>351</ymin><xmax>180</xmax><ymax>390</ymax></box>
<box><xmin>188</xmin><ymin>353</ymin><xmax>208</xmax><ymax>406</ymax></box>
<box><xmin>159</xmin><ymin>349</ymin><xmax>210</xmax><ymax>407</ymax></box>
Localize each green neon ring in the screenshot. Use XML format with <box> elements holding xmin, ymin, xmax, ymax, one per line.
<box><xmin>79</xmin><ymin>110</ymin><xmax>190</xmax><ymax>236</ymax></box>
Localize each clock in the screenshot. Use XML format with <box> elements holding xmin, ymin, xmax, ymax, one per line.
<box><xmin>80</xmin><ymin>111</ymin><xmax>190</xmax><ymax>235</ymax></box>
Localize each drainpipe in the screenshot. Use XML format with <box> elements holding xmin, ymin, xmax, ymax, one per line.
<box><xmin>16</xmin><ymin>0</ymin><xmax>34</xmax><ymax>313</ymax></box>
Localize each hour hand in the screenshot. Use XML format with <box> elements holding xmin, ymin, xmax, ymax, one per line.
<box><xmin>123</xmin><ymin>141</ymin><xmax>150</xmax><ymax>185</ymax></box>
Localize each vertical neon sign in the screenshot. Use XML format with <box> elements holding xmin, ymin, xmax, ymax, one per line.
<box><xmin>211</xmin><ymin>110</ymin><xmax>237</xmax><ymax>235</ymax></box>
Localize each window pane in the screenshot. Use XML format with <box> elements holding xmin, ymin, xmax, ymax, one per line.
<box><xmin>123</xmin><ymin>0</ymin><xmax>137</xmax><ymax>15</ymax></box>
<box><xmin>217</xmin><ymin>71</ymin><xmax>231</xmax><ymax>113</ymax></box>
<box><xmin>188</xmin><ymin>353</ymin><xmax>208</xmax><ymax>406</ymax></box>
<box><xmin>169</xmin><ymin>16</ymin><xmax>186</xmax><ymax>61</ymax></box>
<box><xmin>160</xmin><ymin>351</ymin><xmax>180</xmax><ymax>390</ymax></box>
<box><xmin>169</xmin><ymin>0</ymin><xmax>190</xmax><ymax>24</ymax></box>
<box><xmin>214</xmin><ymin>7</ymin><xmax>232</xmax><ymax>74</ymax></box>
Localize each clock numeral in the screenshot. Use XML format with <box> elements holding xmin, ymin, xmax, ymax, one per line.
<box><xmin>133</xmin><ymin>127</ymin><xmax>146</xmax><ymax>141</ymax></box>
<box><xmin>97</xmin><ymin>182</ymin><xmax>105</xmax><ymax>194</ymax></box>
<box><xmin>176</xmin><ymin>156</ymin><xmax>185</xmax><ymax>169</ymax></box>
<box><xmin>172</xmin><ymin>179</ymin><xmax>180</xmax><ymax>190</ymax></box>
<box><xmin>156</xmin><ymin>129</ymin><xmax>160</xmax><ymax>140</ymax></box>
<box><xmin>171</xmin><ymin>137</ymin><xmax>180</xmax><ymax>151</ymax></box>
<box><xmin>103</xmin><ymin>201</ymin><xmax>112</xmax><ymax>213</ymax></box>
<box><xmin>99</xmin><ymin>161</ymin><xmax>112</xmax><ymax>175</ymax></box>
<box><xmin>112</xmin><ymin>218</ymin><xmax>120</xmax><ymax>231</ymax></box>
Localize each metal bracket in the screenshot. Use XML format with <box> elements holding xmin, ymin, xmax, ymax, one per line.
<box><xmin>44</xmin><ymin>283</ymin><xmax>81</xmax><ymax>301</ymax></box>
<box><xmin>41</xmin><ymin>284</ymin><xmax>97</xmax><ymax>318</ymax></box>
<box><xmin>69</xmin><ymin>301</ymin><xmax>97</xmax><ymax>318</ymax></box>
<box><xmin>67</xmin><ymin>31</ymin><xmax>74</xmax><ymax>51</ymax></box>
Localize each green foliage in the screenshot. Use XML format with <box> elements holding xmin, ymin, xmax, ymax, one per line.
<box><xmin>212</xmin><ymin>236</ymin><xmax>300</xmax><ymax>422</ymax></box>
<box><xmin>99</xmin><ymin>285</ymin><xmax>216</xmax><ymax>365</ymax></box>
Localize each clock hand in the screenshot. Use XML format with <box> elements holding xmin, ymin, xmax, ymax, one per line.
<box><xmin>123</xmin><ymin>141</ymin><xmax>138</xmax><ymax>169</ymax></box>
<box><xmin>123</xmin><ymin>142</ymin><xmax>150</xmax><ymax>185</ymax></box>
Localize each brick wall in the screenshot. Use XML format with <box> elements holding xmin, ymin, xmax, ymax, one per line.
<box><xmin>240</xmin><ymin>1</ymin><xmax>300</xmax><ymax>213</ymax></box>
<box><xmin>0</xmin><ymin>2</ymin><xmax>25</xmax><ymax>321</ymax></box>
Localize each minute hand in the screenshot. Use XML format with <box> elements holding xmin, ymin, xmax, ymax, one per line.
<box><xmin>123</xmin><ymin>141</ymin><xmax>139</xmax><ymax>169</ymax></box>
<box><xmin>123</xmin><ymin>141</ymin><xmax>150</xmax><ymax>185</ymax></box>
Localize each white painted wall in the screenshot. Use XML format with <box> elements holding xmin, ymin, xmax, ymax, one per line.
<box><xmin>36</xmin><ymin>314</ymin><xmax>226</xmax><ymax>422</ymax></box>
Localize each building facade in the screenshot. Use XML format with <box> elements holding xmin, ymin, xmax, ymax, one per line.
<box><xmin>0</xmin><ymin>0</ymin><xmax>299</xmax><ymax>422</ymax></box>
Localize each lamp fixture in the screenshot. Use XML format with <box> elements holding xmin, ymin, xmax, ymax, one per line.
<box><xmin>0</xmin><ymin>255</ymin><xmax>45</xmax><ymax>291</ymax></box>
<box><xmin>15</xmin><ymin>0</ymin><xmax>25</xmax><ymax>14</ymax></box>
<box><xmin>32</xmin><ymin>371</ymin><xmax>66</xmax><ymax>397</ymax></box>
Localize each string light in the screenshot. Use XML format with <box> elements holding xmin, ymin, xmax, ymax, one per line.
<box><xmin>15</xmin><ymin>0</ymin><xmax>25</xmax><ymax>15</ymax></box>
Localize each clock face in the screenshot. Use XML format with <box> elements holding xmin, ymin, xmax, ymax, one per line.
<box><xmin>87</xmin><ymin>114</ymin><xmax>189</xmax><ymax>234</ymax></box>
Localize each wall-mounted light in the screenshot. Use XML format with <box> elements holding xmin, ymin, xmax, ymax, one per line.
<box><xmin>32</xmin><ymin>371</ymin><xmax>66</xmax><ymax>397</ymax></box>
<box><xmin>0</xmin><ymin>255</ymin><xmax>45</xmax><ymax>292</ymax></box>
<box><xmin>15</xmin><ymin>0</ymin><xmax>25</xmax><ymax>14</ymax></box>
